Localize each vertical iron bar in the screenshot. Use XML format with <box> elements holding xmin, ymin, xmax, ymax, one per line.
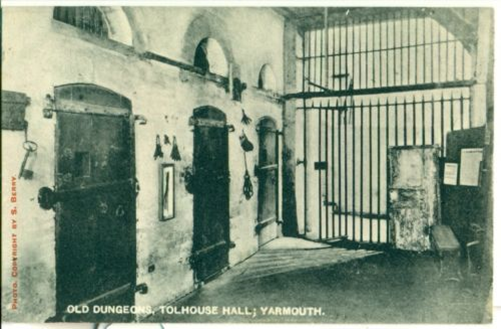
<box><xmin>324</xmin><ymin>8</ymin><xmax>329</xmax><ymax>90</ymax></box>
<box><xmin>385</xmin><ymin>99</ymin><xmax>390</xmax><ymax>242</ymax></box>
<box><xmin>327</xmin><ymin>25</ymin><xmax>336</xmax><ymax>89</ymax></box>
<box><xmin>431</xmin><ymin>94</ymin><xmax>435</xmax><ymax>145</ymax></box>
<box><xmin>303</xmin><ymin>31</ymin><xmax>309</xmax><ymax>235</ymax></box>
<box><xmin>369</xmin><ymin>100</ymin><xmax>373</xmax><ymax>243</ymax></box>
<box><xmin>349</xmin><ymin>19</ymin><xmax>354</xmax><ymax>240</ymax></box>
<box><xmin>325</xmin><ymin>100</ymin><xmax>329</xmax><ymax>239</ymax></box>
<box><xmin>400</xmin><ymin>11</ymin><xmax>403</xmax><ymax>85</ymax></box>
<box><xmin>318</xmin><ymin>102</ymin><xmax>323</xmax><ymax>240</ymax></box>
<box><xmin>359</xmin><ymin>18</ymin><xmax>362</xmax><ymax>89</ymax></box>
<box><xmin>378</xmin><ymin>17</ymin><xmax>383</xmax><ymax>87</ymax></box>
<box><xmin>468</xmin><ymin>94</ymin><xmax>472</xmax><ymax>128</ymax></box>
<box><xmin>313</xmin><ymin>29</ymin><xmax>317</xmax><ymax>92</ymax></box>
<box><xmin>395</xmin><ymin>97</ymin><xmax>399</xmax><ymax>146</ymax></box>
<box><xmin>331</xmin><ymin>100</ymin><xmax>336</xmax><ymax>237</ymax></box>
<box><xmin>438</xmin><ymin>15</ymin><xmax>442</xmax><ymax>82</ymax></box>
<box><xmin>412</xmin><ymin>96</ymin><xmax>417</xmax><ymax>145</ymax></box>
<box><xmin>430</xmin><ymin>15</ymin><xmax>434</xmax><ymax>83</ymax></box>
<box><xmin>320</xmin><ymin>25</ymin><xmax>324</xmax><ymax>91</ymax></box>
<box><xmin>386</xmin><ymin>14</ymin><xmax>389</xmax><ymax>87</ymax></box>
<box><xmin>338</xmin><ymin>101</ymin><xmax>342</xmax><ymax>237</ymax></box>
<box><xmin>423</xmin><ymin>15</ymin><xmax>426</xmax><ymax>83</ymax></box>
<box><xmin>393</xmin><ymin>11</ymin><xmax>396</xmax><ymax>86</ymax></box>
<box><xmin>407</xmin><ymin>10</ymin><xmax>411</xmax><ymax>85</ymax></box>
<box><xmin>352</xmin><ymin>99</ymin><xmax>356</xmax><ymax>240</ymax></box>
<box><xmin>338</xmin><ymin>23</ymin><xmax>341</xmax><ymax>90</ymax></box>
<box><xmin>462</xmin><ymin>34</ymin><xmax>465</xmax><ymax>80</ymax></box>
<box><xmin>365</xmin><ymin>17</ymin><xmax>369</xmax><ymax>89</ymax></box>
<box><xmin>350</xmin><ymin>18</ymin><xmax>354</xmax><ymax>91</ymax></box>
<box><xmin>440</xmin><ymin>93</ymin><xmax>445</xmax><ymax>157</ymax></box>
<box><xmin>360</xmin><ymin>100</ymin><xmax>364</xmax><ymax>242</ymax></box>
<box><xmin>403</xmin><ymin>98</ymin><xmax>408</xmax><ymax>146</ymax></box>
<box><xmin>460</xmin><ymin>92</ymin><xmax>464</xmax><ymax>130</ymax></box>
<box><xmin>422</xmin><ymin>95</ymin><xmax>426</xmax><ymax>145</ymax></box>
<box><xmin>322</xmin><ymin>12</ymin><xmax>328</xmax><ymax>239</ymax></box>
<box><xmin>344</xmin><ymin>100</ymin><xmax>348</xmax><ymax>236</ymax></box>
<box><xmin>454</xmin><ymin>33</ymin><xmax>458</xmax><ymax>81</ymax></box>
<box><xmin>450</xmin><ymin>95</ymin><xmax>454</xmax><ymax>132</ymax></box>
<box><xmin>415</xmin><ymin>13</ymin><xmax>418</xmax><ymax>84</ymax></box>
<box><xmin>373</xmin><ymin>16</ymin><xmax>376</xmax><ymax>89</ymax></box>
<box><xmin>445</xmin><ymin>19</ymin><xmax>449</xmax><ymax>81</ymax></box>
<box><xmin>377</xmin><ymin>100</ymin><xmax>381</xmax><ymax>243</ymax></box>
<box><xmin>351</xmin><ymin>19</ymin><xmax>362</xmax><ymax>89</ymax></box>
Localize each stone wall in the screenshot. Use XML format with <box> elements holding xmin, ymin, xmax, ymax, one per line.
<box><xmin>1</xmin><ymin>6</ymin><xmax>285</xmax><ymax>322</ymax></box>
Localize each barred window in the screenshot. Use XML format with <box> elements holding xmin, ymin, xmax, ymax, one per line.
<box><xmin>53</xmin><ymin>7</ymin><xmax>109</xmax><ymax>38</ymax></box>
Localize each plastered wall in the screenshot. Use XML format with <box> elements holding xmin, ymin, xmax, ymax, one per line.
<box><xmin>1</xmin><ymin>6</ymin><xmax>285</xmax><ymax>322</ymax></box>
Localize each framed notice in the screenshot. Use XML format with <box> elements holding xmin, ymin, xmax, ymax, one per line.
<box><xmin>443</xmin><ymin>163</ymin><xmax>458</xmax><ymax>185</ymax></box>
<box><xmin>459</xmin><ymin>148</ymin><xmax>483</xmax><ymax>186</ymax></box>
<box><xmin>160</xmin><ymin>163</ymin><xmax>175</xmax><ymax>220</ymax></box>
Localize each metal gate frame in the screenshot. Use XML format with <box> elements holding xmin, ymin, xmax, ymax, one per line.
<box><xmin>293</xmin><ymin>8</ymin><xmax>474</xmax><ymax>245</ymax></box>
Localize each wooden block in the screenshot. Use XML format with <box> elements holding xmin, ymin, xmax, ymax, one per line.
<box><xmin>1</xmin><ymin>90</ymin><xmax>29</xmax><ymax>131</ymax></box>
<box><xmin>431</xmin><ymin>225</ymin><xmax>461</xmax><ymax>251</ymax></box>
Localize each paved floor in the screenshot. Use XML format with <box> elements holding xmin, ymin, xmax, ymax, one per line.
<box><xmin>217</xmin><ymin>237</ymin><xmax>382</xmax><ymax>283</ymax></box>
<box><xmin>147</xmin><ymin>238</ymin><xmax>491</xmax><ymax>324</ymax></box>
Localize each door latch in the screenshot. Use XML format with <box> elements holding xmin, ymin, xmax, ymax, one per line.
<box><xmin>38</xmin><ymin>187</ymin><xmax>58</xmax><ymax>210</ymax></box>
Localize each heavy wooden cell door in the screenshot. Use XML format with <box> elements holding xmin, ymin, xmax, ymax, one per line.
<box><xmin>255</xmin><ymin>117</ymin><xmax>279</xmax><ymax>247</ymax></box>
<box><xmin>53</xmin><ymin>84</ymin><xmax>136</xmax><ymax>321</ymax></box>
<box><xmin>190</xmin><ymin>106</ymin><xmax>230</xmax><ymax>282</ymax></box>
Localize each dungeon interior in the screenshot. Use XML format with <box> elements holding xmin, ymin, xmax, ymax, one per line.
<box><xmin>1</xmin><ymin>6</ymin><xmax>494</xmax><ymax>324</ymax></box>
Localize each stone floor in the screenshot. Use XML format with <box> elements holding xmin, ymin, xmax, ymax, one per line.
<box><xmin>147</xmin><ymin>237</ymin><xmax>491</xmax><ymax>324</ymax></box>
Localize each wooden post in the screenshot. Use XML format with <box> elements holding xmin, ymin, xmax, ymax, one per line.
<box><xmin>281</xmin><ymin>19</ymin><xmax>299</xmax><ymax>236</ymax></box>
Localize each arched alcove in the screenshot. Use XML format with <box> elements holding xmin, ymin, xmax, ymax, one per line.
<box><xmin>258</xmin><ymin>64</ymin><xmax>277</xmax><ymax>92</ymax></box>
<box><xmin>99</xmin><ymin>7</ymin><xmax>133</xmax><ymax>46</ymax></box>
<box><xmin>182</xmin><ymin>12</ymin><xmax>235</xmax><ymax>76</ymax></box>
<box><xmin>194</xmin><ymin>38</ymin><xmax>229</xmax><ymax>76</ymax></box>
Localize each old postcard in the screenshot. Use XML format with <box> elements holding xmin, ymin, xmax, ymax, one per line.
<box><xmin>1</xmin><ymin>1</ymin><xmax>496</xmax><ymax>326</ymax></box>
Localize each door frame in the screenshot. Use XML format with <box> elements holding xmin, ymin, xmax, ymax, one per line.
<box><xmin>255</xmin><ymin>116</ymin><xmax>280</xmax><ymax>245</ymax></box>
<box><xmin>52</xmin><ymin>83</ymin><xmax>137</xmax><ymax>317</ymax></box>
<box><xmin>190</xmin><ymin>105</ymin><xmax>231</xmax><ymax>282</ymax></box>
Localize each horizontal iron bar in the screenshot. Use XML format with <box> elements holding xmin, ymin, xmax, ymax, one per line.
<box><xmin>335</xmin><ymin>211</ymin><xmax>389</xmax><ymax>220</ymax></box>
<box><xmin>297</xmin><ymin>96</ymin><xmax>470</xmax><ymax>111</ymax></box>
<box><xmin>142</xmin><ymin>51</ymin><xmax>229</xmax><ymax>87</ymax></box>
<box><xmin>299</xmin><ymin>39</ymin><xmax>461</xmax><ymax>60</ymax></box>
<box><xmin>284</xmin><ymin>80</ymin><xmax>475</xmax><ymax>100</ymax></box>
<box><xmin>296</xmin><ymin>7</ymin><xmax>431</xmax><ymax>32</ymax></box>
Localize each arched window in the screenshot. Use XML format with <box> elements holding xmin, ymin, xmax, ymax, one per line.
<box><xmin>258</xmin><ymin>64</ymin><xmax>277</xmax><ymax>92</ymax></box>
<box><xmin>53</xmin><ymin>7</ymin><xmax>109</xmax><ymax>38</ymax></box>
<box><xmin>194</xmin><ymin>38</ymin><xmax>229</xmax><ymax>76</ymax></box>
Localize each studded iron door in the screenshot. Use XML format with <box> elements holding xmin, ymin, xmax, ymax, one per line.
<box><xmin>53</xmin><ymin>84</ymin><xmax>136</xmax><ymax>321</ymax></box>
<box><xmin>191</xmin><ymin>106</ymin><xmax>230</xmax><ymax>282</ymax></box>
<box><xmin>256</xmin><ymin>118</ymin><xmax>279</xmax><ymax>247</ymax></box>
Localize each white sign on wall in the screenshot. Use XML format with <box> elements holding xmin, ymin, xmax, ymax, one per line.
<box><xmin>459</xmin><ymin>148</ymin><xmax>484</xmax><ymax>186</ymax></box>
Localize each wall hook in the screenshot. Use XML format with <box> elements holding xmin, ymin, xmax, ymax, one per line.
<box><xmin>134</xmin><ymin>114</ymin><xmax>147</xmax><ymax>125</ymax></box>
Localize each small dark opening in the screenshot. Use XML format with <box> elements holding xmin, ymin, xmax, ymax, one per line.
<box><xmin>74</xmin><ymin>151</ymin><xmax>90</xmax><ymax>177</ymax></box>
<box><xmin>194</xmin><ymin>38</ymin><xmax>210</xmax><ymax>73</ymax></box>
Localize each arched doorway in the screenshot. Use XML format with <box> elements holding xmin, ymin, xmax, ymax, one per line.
<box><xmin>190</xmin><ymin>106</ymin><xmax>231</xmax><ymax>282</ymax></box>
<box><xmin>256</xmin><ymin>117</ymin><xmax>279</xmax><ymax>247</ymax></box>
<box><xmin>51</xmin><ymin>83</ymin><xmax>136</xmax><ymax>321</ymax></box>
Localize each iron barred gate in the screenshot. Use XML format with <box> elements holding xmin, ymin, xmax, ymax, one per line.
<box><xmin>293</xmin><ymin>9</ymin><xmax>474</xmax><ymax>244</ymax></box>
